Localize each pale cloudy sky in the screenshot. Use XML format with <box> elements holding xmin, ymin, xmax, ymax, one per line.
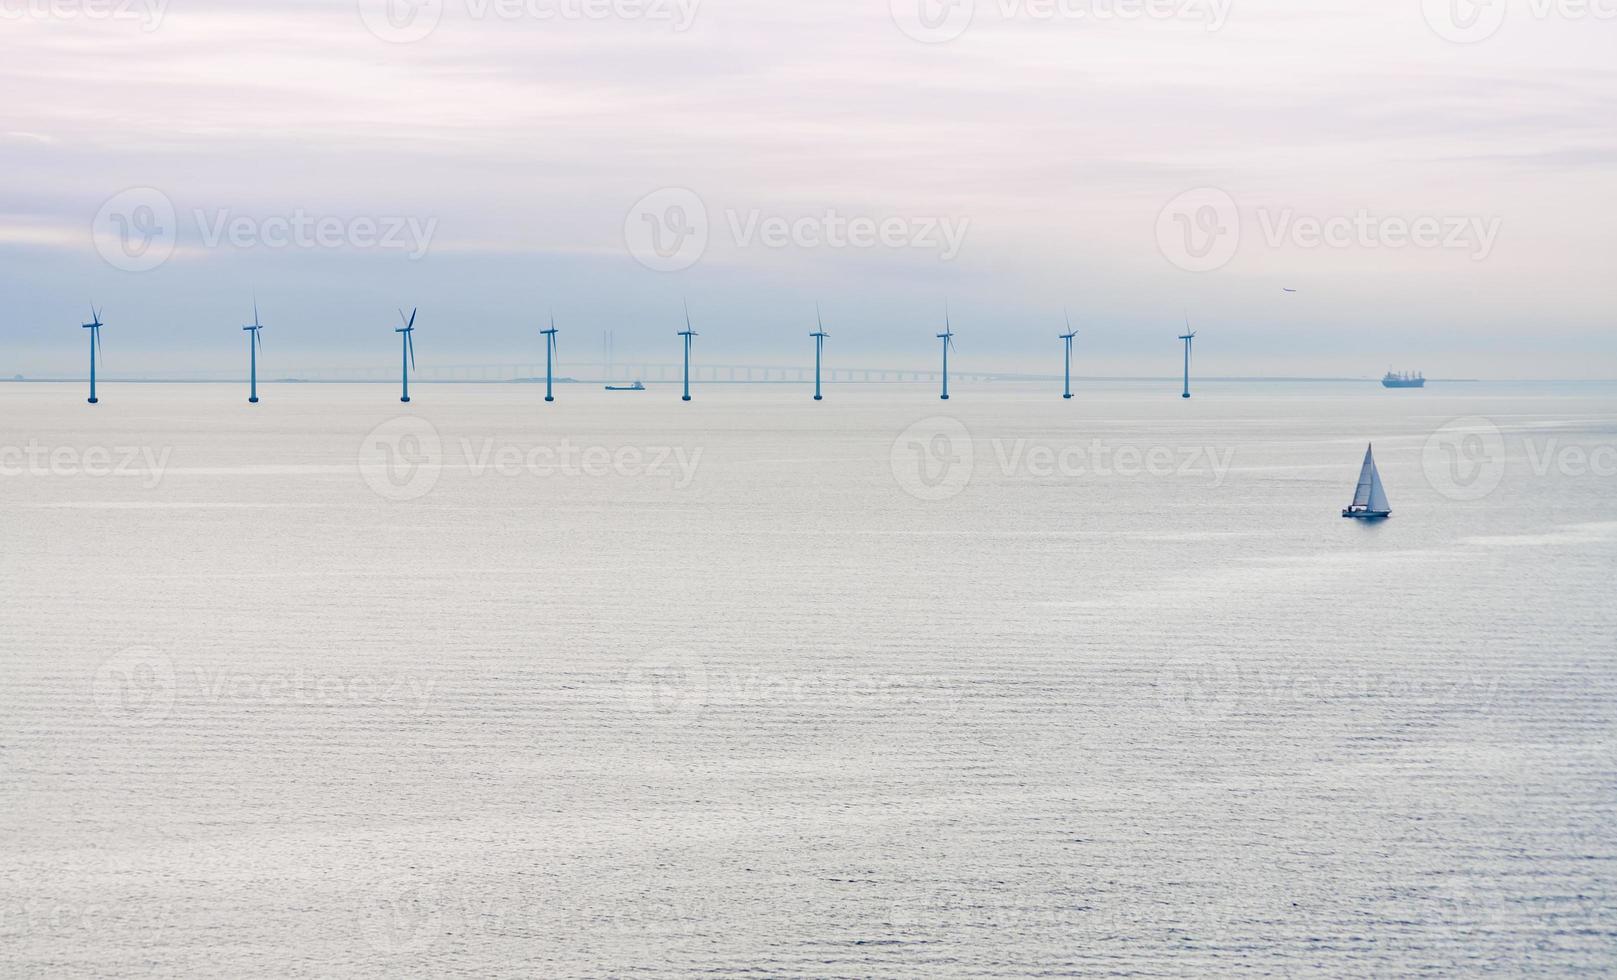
<box><xmin>1</xmin><ymin>0</ymin><xmax>1613</xmax><ymax>378</ymax></box>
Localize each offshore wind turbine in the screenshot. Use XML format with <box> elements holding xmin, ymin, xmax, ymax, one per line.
<box><xmin>243</xmin><ymin>300</ymin><xmax>264</xmax><ymax>403</ymax></box>
<box><xmin>1060</xmin><ymin>310</ymin><xmax>1077</xmax><ymax>400</ymax></box>
<box><xmin>81</xmin><ymin>306</ymin><xmax>103</xmax><ymax>404</ymax></box>
<box><xmin>395</xmin><ymin>308</ymin><xmax>417</xmax><ymax>403</ymax></box>
<box><xmin>936</xmin><ymin>306</ymin><xmax>956</xmax><ymax>400</ymax></box>
<box><xmin>810</xmin><ymin>303</ymin><xmax>829</xmax><ymax>401</ymax></box>
<box><xmin>540</xmin><ymin>314</ymin><xmax>559</xmax><ymax>402</ymax></box>
<box><xmin>1178</xmin><ymin>318</ymin><xmax>1196</xmax><ymax>399</ymax></box>
<box><xmin>678</xmin><ymin>301</ymin><xmax>697</xmax><ymax>402</ymax></box>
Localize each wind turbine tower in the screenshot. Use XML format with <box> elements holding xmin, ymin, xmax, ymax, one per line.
<box><xmin>396</xmin><ymin>308</ymin><xmax>417</xmax><ymax>403</ymax></box>
<box><xmin>243</xmin><ymin>300</ymin><xmax>264</xmax><ymax>404</ymax></box>
<box><xmin>810</xmin><ymin>304</ymin><xmax>829</xmax><ymax>401</ymax></box>
<box><xmin>1179</xmin><ymin>320</ymin><xmax>1196</xmax><ymax>399</ymax></box>
<box><xmin>936</xmin><ymin>307</ymin><xmax>956</xmax><ymax>401</ymax></box>
<box><xmin>81</xmin><ymin>306</ymin><xmax>103</xmax><ymax>404</ymax></box>
<box><xmin>541</xmin><ymin>315</ymin><xmax>559</xmax><ymax>402</ymax></box>
<box><xmin>678</xmin><ymin>302</ymin><xmax>697</xmax><ymax>402</ymax></box>
<box><xmin>1060</xmin><ymin>310</ymin><xmax>1077</xmax><ymax>400</ymax></box>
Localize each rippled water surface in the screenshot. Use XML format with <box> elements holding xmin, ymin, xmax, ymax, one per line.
<box><xmin>3</xmin><ymin>380</ymin><xmax>1615</xmax><ymax>976</ymax></box>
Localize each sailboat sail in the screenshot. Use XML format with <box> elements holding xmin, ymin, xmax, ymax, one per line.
<box><xmin>1351</xmin><ymin>445</ymin><xmax>1376</xmax><ymax>509</ymax></box>
<box><xmin>1344</xmin><ymin>443</ymin><xmax>1390</xmax><ymax>517</ymax></box>
<box><xmin>1367</xmin><ymin>453</ymin><xmax>1390</xmax><ymax>514</ymax></box>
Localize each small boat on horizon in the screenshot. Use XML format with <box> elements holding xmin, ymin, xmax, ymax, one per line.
<box><xmin>605</xmin><ymin>380</ymin><xmax>646</xmax><ymax>391</ymax></box>
<box><xmin>1342</xmin><ymin>443</ymin><xmax>1391</xmax><ymax>520</ymax></box>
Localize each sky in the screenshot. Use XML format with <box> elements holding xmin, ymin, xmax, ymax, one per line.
<box><xmin>1</xmin><ymin>0</ymin><xmax>1614</xmax><ymax>379</ymax></box>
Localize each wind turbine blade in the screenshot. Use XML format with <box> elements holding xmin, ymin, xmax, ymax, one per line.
<box><xmin>816</xmin><ymin>301</ymin><xmax>824</xmax><ymax>332</ymax></box>
<box><xmin>407</xmin><ymin>308</ymin><xmax>417</xmax><ymax>332</ymax></box>
<box><xmin>408</xmin><ymin>332</ymin><xmax>416</xmax><ymax>372</ymax></box>
<box><xmin>683</xmin><ymin>298</ymin><xmax>692</xmax><ymax>332</ymax></box>
<box><xmin>96</xmin><ymin>327</ymin><xmax>103</xmax><ymax>362</ymax></box>
<box><xmin>253</xmin><ymin>296</ymin><xmax>260</xmax><ymax>328</ymax></box>
<box><xmin>256</xmin><ymin>329</ymin><xmax>263</xmax><ymax>354</ymax></box>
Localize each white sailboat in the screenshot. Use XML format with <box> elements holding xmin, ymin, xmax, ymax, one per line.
<box><xmin>1342</xmin><ymin>443</ymin><xmax>1391</xmax><ymax>519</ymax></box>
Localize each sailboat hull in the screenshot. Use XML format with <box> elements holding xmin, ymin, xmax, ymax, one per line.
<box><xmin>1342</xmin><ymin>508</ymin><xmax>1390</xmax><ymax>520</ymax></box>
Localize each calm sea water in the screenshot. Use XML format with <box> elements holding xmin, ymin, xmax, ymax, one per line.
<box><xmin>3</xmin><ymin>380</ymin><xmax>1615</xmax><ymax>976</ymax></box>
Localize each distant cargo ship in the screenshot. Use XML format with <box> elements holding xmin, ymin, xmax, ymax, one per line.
<box><xmin>1382</xmin><ymin>370</ymin><xmax>1425</xmax><ymax>388</ymax></box>
<box><xmin>605</xmin><ymin>380</ymin><xmax>646</xmax><ymax>391</ymax></box>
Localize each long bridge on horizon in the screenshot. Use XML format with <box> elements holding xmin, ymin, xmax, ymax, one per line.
<box><xmin>262</xmin><ymin>360</ymin><xmax>1051</xmax><ymax>384</ymax></box>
